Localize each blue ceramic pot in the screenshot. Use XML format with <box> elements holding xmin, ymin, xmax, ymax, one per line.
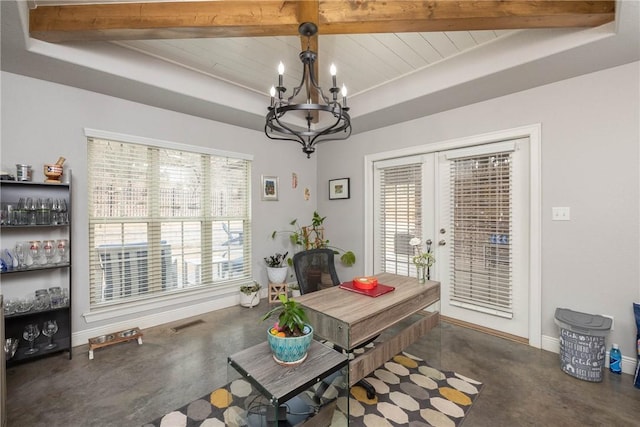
<box><xmin>267</xmin><ymin>324</ymin><xmax>313</xmax><ymax>365</ymax></box>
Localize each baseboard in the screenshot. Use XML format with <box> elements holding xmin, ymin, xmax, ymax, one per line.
<box><xmin>542</xmin><ymin>334</ymin><xmax>637</xmax><ymax>376</ymax></box>
<box><xmin>72</xmin><ymin>293</ymin><xmax>243</xmax><ymax>347</ymax></box>
<box><xmin>442</xmin><ymin>316</ymin><xmax>529</xmax><ymax>345</ymax></box>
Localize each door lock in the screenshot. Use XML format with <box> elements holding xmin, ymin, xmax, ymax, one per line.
<box><xmin>438</xmin><ymin>239</ymin><xmax>446</xmax><ymax>246</ymax></box>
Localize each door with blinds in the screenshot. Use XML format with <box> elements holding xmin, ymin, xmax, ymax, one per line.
<box><xmin>373</xmin><ymin>138</ymin><xmax>530</xmax><ymax>339</ymax></box>
<box><xmin>438</xmin><ymin>139</ymin><xmax>529</xmax><ymax>338</ymax></box>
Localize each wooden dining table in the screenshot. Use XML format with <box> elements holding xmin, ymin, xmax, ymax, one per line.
<box><xmin>295</xmin><ymin>272</ymin><xmax>440</xmax><ymax>387</ymax></box>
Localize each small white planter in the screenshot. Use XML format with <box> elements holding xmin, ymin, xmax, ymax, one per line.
<box><xmin>239</xmin><ymin>291</ymin><xmax>260</xmax><ymax>308</ymax></box>
<box><xmin>267</xmin><ymin>266</ymin><xmax>288</xmax><ymax>284</ymax></box>
<box><xmin>290</xmin><ymin>288</ymin><xmax>301</xmax><ymax>297</ymax></box>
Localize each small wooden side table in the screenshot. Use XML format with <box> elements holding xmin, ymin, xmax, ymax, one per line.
<box><xmin>228</xmin><ymin>340</ymin><xmax>348</xmax><ymax>426</ymax></box>
<box><xmin>268</xmin><ymin>282</ymin><xmax>288</xmax><ymax>303</ymax></box>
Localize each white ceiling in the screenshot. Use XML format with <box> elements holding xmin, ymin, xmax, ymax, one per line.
<box><xmin>2</xmin><ymin>1</ymin><xmax>639</xmax><ymax>135</ymax></box>
<box><xmin>112</xmin><ymin>29</ymin><xmax>514</xmax><ymax>98</ymax></box>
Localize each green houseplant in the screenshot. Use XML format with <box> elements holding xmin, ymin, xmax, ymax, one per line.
<box><xmin>262</xmin><ymin>294</ymin><xmax>313</xmax><ymax>364</ymax></box>
<box><xmin>271</xmin><ymin>211</ymin><xmax>356</xmax><ymax>267</ymax></box>
<box><xmin>239</xmin><ymin>281</ymin><xmax>261</xmax><ymax>308</ymax></box>
<box><xmin>264</xmin><ymin>252</ymin><xmax>288</xmax><ymax>268</ymax></box>
<box><xmin>265</xmin><ymin>252</ymin><xmax>289</xmax><ymax>283</ymax></box>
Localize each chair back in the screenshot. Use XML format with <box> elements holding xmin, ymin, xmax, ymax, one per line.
<box><xmin>292</xmin><ymin>249</ymin><xmax>340</xmax><ymax>294</ymax></box>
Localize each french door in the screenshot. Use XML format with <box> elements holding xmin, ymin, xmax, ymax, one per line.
<box><xmin>373</xmin><ymin>137</ymin><xmax>531</xmax><ymax>339</ymax></box>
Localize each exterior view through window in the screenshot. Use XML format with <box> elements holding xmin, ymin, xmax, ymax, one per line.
<box><xmin>87</xmin><ymin>137</ymin><xmax>251</xmax><ymax>308</ymax></box>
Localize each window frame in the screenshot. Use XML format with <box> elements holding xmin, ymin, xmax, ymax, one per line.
<box><xmin>83</xmin><ymin>129</ymin><xmax>253</xmax><ymax>321</ymax></box>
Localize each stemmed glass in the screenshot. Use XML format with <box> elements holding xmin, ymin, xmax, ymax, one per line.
<box><xmin>42</xmin><ymin>240</ymin><xmax>56</xmax><ymax>265</ymax></box>
<box><xmin>56</xmin><ymin>239</ymin><xmax>68</xmax><ymax>264</ymax></box>
<box><xmin>23</xmin><ymin>324</ymin><xmax>40</xmax><ymax>355</ymax></box>
<box><xmin>51</xmin><ymin>199</ymin><xmax>61</xmax><ymax>225</ymax></box>
<box><xmin>42</xmin><ymin>320</ymin><xmax>58</xmax><ymax>350</ymax></box>
<box><xmin>59</xmin><ymin>199</ymin><xmax>68</xmax><ymax>224</ymax></box>
<box><xmin>29</xmin><ymin>240</ymin><xmax>41</xmax><ymax>266</ymax></box>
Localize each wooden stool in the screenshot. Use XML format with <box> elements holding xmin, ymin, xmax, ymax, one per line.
<box><xmin>268</xmin><ymin>282</ymin><xmax>288</xmax><ymax>303</ymax></box>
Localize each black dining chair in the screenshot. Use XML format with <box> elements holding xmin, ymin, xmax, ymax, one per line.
<box><xmin>292</xmin><ymin>248</ymin><xmax>378</xmax><ymax>399</ymax></box>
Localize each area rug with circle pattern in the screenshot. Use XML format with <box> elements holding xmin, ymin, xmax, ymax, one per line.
<box><xmin>144</xmin><ymin>351</ymin><xmax>483</xmax><ymax>427</ymax></box>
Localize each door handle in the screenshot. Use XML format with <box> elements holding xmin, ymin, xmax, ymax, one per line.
<box><xmin>438</xmin><ymin>239</ymin><xmax>446</xmax><ymax>246</ymax></box>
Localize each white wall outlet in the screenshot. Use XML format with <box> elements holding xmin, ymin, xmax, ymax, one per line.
<box><xmin>552</xmin><ymin>207</ymin><xmax>571</xmax><ymax>221</ymax></box>
<box><xmin>602</xmin><ymin>315</ymin><xmax>614</xmax><ymax>331</ymax></box>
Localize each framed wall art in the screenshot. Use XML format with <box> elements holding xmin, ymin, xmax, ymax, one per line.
<box><xmin>329</xmin><ymin>178</ymin><xmax>350</xmax><ymax>200</ymax></box>
<box><xmin>261</xmin><ymin>175</ymin><xmax>279</xmax><ymax>201</ymax></box>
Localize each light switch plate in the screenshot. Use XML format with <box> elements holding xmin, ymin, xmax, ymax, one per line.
<box><xmin>552</xmin><ymin>207</ymin><xmax>570</xmax><ymax>221</ymax></box>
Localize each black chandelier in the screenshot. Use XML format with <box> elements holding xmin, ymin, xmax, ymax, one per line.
<box><xmin>265</xmin><ymin>22</ymin><xmax>351</xmax><ymax>158</ymax></box>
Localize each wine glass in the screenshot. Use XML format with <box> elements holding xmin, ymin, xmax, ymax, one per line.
<box><xmin>51</xmin><ymin>198</ymin><xmax>61</xmax><ymax>225</ymax></box>
<box><xmin>59</xmin><ymin>199</ymin><xmax>68</xmax><ymax>224</ymax></box>
<box><xmin>23</xmin><ymin>324</ymin><xmax>40</xmax><ymax>355</ymax></box>
<box><xmin>42</xmin><ymin>320</ymin><xmax>58</xmax><ymax>350</ymax></box>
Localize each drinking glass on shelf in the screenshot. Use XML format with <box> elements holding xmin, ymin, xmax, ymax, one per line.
<box><xmin>14</xmin><ymin>242</ymin><xmax>27</xmax><ymax>269</ymax></box>
<box><xmin>42</xmin><ymin>240</ymin><xmax>56</xmax><ymax>265</ymax></box>
<box><xmin>15</xmin><ymin>197</ymin><xmax>26</xmax><ymax>225</ymax></box>
<box><xmin>42</xmin><ymin>320</ymin><xmax>58</xmax><ymax>350</ymax></box>
<box><xmin>59</xmin><ymin>199</ymin><xmax>68</xmax><ymax>224</ymax></box>
<box><xmin>51</xmin><ymin>198</ymin><xmax>60</xmax><ymax>225</ymax></box>
<box><xmin>36</xmin><ymin>198</ymin><xmax>52</xmax><ymax>225</ymax></box>
<box><xmin>29</xmin><ymin>240</ymin><xmax>41</xmax><ymax>266</ymax></box>
<box><xmin>49</xmin><ymin>287</ymin><xmax>63</xmax><ymax>308</ymax></box>
<box><xmin>26</xmin><ymin>197</ymin><xmax>37</xmax><ymax>225</ymax></box>
<box><xmin>56</xmin><ymin>239</ymin><xmax>68</xmax><ymax>264</ymax></box>
<box><xmin>23</xmin><ymin>324</ymin><xmax>40</xmax><ymax>355</ymax></box>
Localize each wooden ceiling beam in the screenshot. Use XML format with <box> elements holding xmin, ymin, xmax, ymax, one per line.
<box><xmin>30</xmin><ymin>0</ymin><xmax>615</xmax><ymax>43</ymax></box>
<box><xmin>318</xmin><ymin>1</ymin><xmax>616</xmax><ymax>35</ymax></box>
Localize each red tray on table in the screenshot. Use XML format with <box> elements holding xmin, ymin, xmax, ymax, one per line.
<box><xmin>338</xmin><ymin>281</ymin><xmax>395</xmax><ymax>297</ymax></box>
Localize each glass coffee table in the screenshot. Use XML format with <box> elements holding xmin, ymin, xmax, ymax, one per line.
<box><xmin>228</xmin><ymin>340</ymin><xmax>349</xmax><ymax>426</ymax></box>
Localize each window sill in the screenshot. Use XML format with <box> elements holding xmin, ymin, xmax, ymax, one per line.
<box><xmin>82</xmin><ymin>283</ymin><xmax>241</xmax><ymax>323</ymax></box>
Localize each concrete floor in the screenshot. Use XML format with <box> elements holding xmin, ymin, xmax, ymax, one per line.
<box><xmin>5</xmin><ymin>303</ymin><xmax>640</xmax><ymax>426</ymax></box>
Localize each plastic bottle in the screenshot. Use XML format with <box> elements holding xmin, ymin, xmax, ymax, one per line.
<box><xmin>609</xmin><ymin>343</ymin><xmax>622</xmax><ymax>374</ymax></box>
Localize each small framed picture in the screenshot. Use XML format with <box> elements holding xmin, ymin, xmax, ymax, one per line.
<box><xmin>261</xmin><ymin>175</ymin><xmax>279</xmax><ymax>201</ymax></box>
<box><xmin>329</xmin><ymin>178</ymin><xmax>350</xmax><ymax>200</ymax></box>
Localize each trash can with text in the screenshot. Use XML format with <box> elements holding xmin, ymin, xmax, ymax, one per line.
<box><xmin>554</xmin><ymin>308</ymin><xmax>612</xmax><ymax>382</ymax></box>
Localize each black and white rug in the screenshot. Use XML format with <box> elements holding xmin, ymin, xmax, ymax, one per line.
<box><xmin>144</xmin><ymin>352</ymin><xmax>483</xmax><ymax>427</ymax></box>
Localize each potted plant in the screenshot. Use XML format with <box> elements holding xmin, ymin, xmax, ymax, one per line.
<box><xmin>410</xmin><ymin>238</ymin><xmax>435</xmax><ymax>283</ymax></box>
<box><xmin>271</xmin><ymin>211</ymin><xmax>356</xmax><ymax>267</ymax></box>
<box><xmin>261</xmin><ymin>294</ymin><xmax>313</xmax><ymax>365</ymax></box>
<box><xmin>289</xmin><ymin>283</ymin><xmax>301</xmax><ymax>297</ymax></box>
<box><xmin>264</xmin><ymin>252</ymin><xmax>289</xmax><ymax>283</ymax></box>
<box><xmin>239</xmin><ymin>281</ymin><xmax>261</xmax><ymax>308</ymax></box>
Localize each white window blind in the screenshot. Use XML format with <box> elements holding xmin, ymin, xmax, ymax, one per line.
<box><xmin>375</xmin><ymin>160</ymin><xmax>422</xmax><ymax>276</ymax></box>
<box><xmin>448</xmin><ymin>151</ymin><xmax>513</xmax><ymax>316</ymax></box>
<box><xmin>88</xmin><ymin>137</ymin><xmax>251</xmax><ymax>308</ymax></box>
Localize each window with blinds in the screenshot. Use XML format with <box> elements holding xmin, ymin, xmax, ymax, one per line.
<box><xmin>376</xmin><ymin>161</ymin><xmax>422</xmax><ymax>276</ymax></box>
<box><xmin>449</xmin><ymin>152</ymin><xmax>513</xmax><ymax>317</ymax></box>
<box><xmin>88</xmin><ymin>137</ymin><xmax>251</xmax><ymax>308</ymax></box>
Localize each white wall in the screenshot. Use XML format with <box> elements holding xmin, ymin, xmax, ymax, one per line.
<box><xmin>0</xmin><ymin>71</ymin><xmax>318</xmax><ymax>341</ymax></box>
<box><xmin>318</xmin><ymin>61</ymin><xmax>640</xmax><ymax>360</ymax></box>
<box><xmin>2</xmin><ymin>61</ymin><xmax>638</xmax><ymax>365</ymax></box>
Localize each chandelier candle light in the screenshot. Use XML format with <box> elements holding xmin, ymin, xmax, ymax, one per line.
<box><xmin>265</xmin><ymin>22</ymin><xmax>351</xmax><ymax>158</ymax></box>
